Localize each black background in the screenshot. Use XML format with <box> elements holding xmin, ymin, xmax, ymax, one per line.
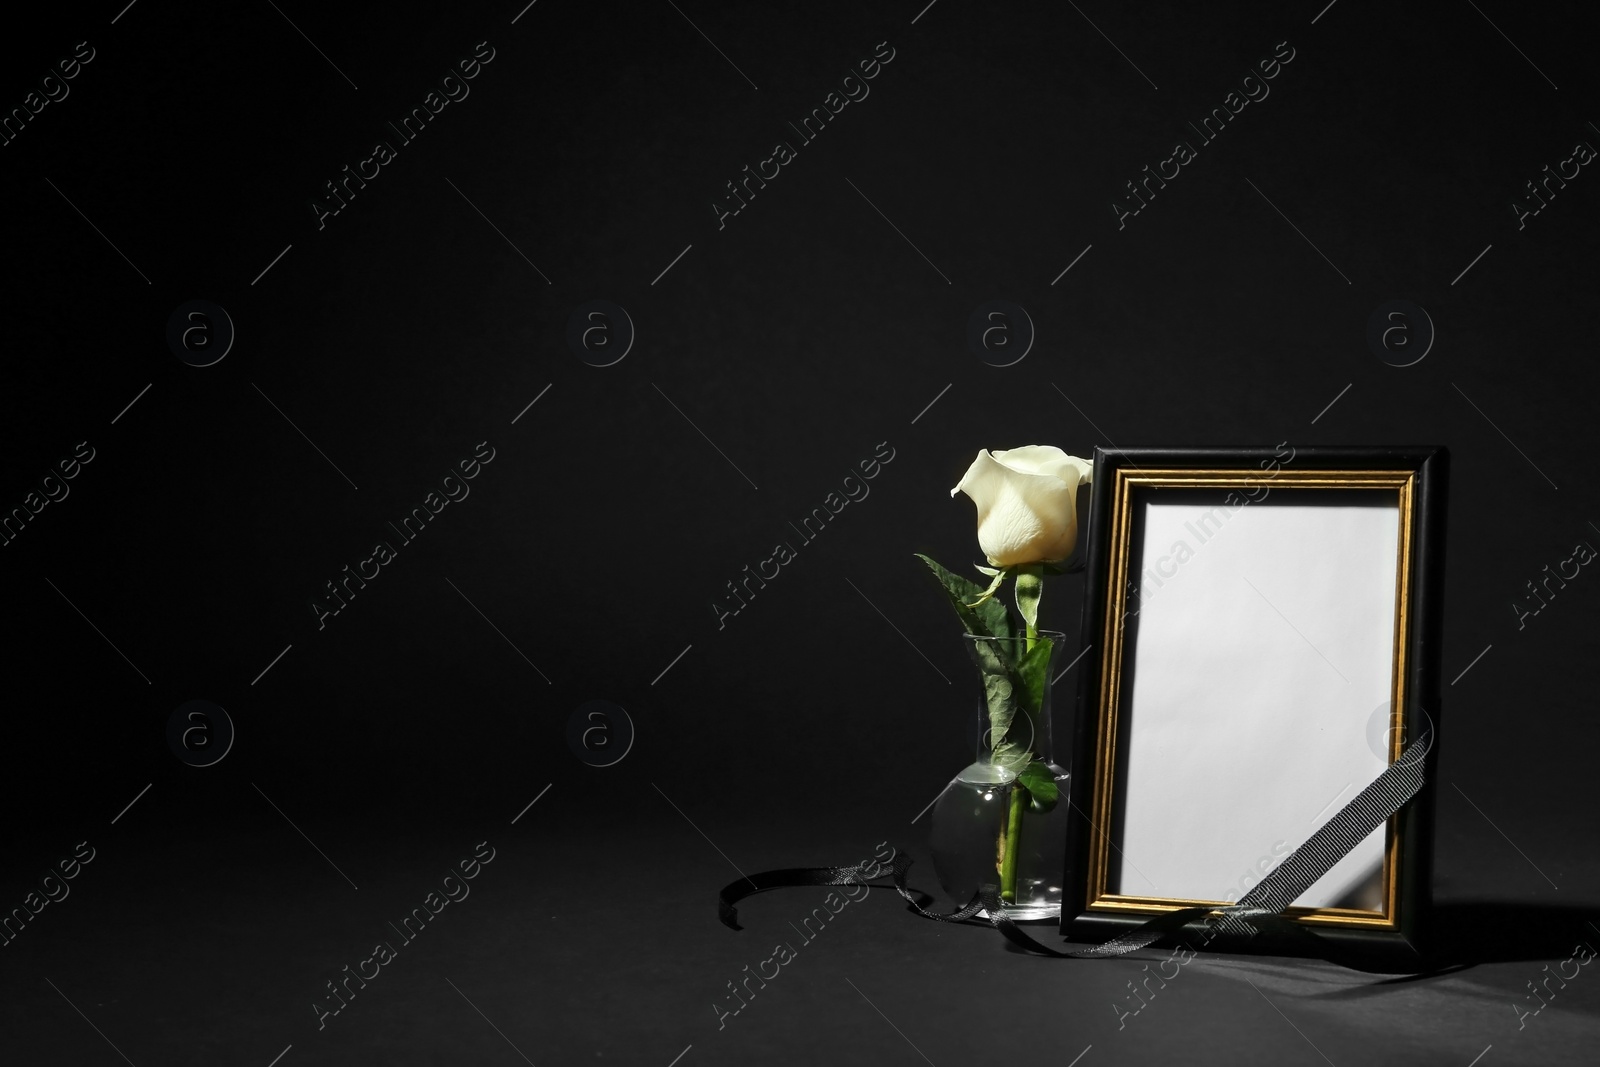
<box><xmin>2</xmin><ymin>1</ymin><xmax>1598</xmax><ymax>1064</ymax></box>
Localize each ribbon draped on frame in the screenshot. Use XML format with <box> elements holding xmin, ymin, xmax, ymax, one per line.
<box><xmin>719</xmin><ymin>732</ymin><xmax>1431</xmax><ymax>971</ymax></box>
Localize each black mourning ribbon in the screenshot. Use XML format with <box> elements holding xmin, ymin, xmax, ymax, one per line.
<box><xmin>719</xmin><ymin>732</ymin><xmax>1431</xmax><ymax>971</ymax></box>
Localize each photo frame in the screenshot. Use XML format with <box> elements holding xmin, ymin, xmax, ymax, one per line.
<box><xmin>1061</xmin><ymin>446</ymin><xmax>1448</xmax><ymax>968</ymax></box>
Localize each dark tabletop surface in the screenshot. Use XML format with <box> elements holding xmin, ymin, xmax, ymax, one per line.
<box><xmin>2</xmin><ymin>779</ymin><xmax>1596</xmax><ymax>1066</ymax></box>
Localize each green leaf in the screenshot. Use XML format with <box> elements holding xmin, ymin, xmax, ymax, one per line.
<box><xmin>991</xmin><ymin>740</ymin><xmax>1030</xmax><ymax>778</ymax></box>
<box><xmin>1016</xmin><ymin>759</ymin><xmax>1059</xmax><ymax>812</ymax></box>
<box><xmin>971</xmin><ymin>588</ymin><xmax>1014</xmax><ymax>645</ymax></box>
<box><xmin>966</xmin><ymin>634</ymin><xmax>1030</xmax><ymax>764</ymax></box>
<box><xmin>913</xmin><ymin>553</ymin><xmax>993</xmax><ymax>637</ymax></box>
<box><xmin>916</xmin><ymin>553</ymin><xmax>1029</xmax><ymax>768</ymax></box>
<box><xmin>1014</xmin><ymin>635</ymin><xmax>1053</xmax><ymax>716</ymax></box>
<box><xmin>1014</xmin><ymin>565</ymin><xmax>1043</xmax><ymax>634</ymax></box>
<box><xmin>981</xmin><ymin>668</ymin><xmax>1017</xmax><ymax>758</ymax></box>
<box><xmin>987</xmin><ymin>638</ymin><xmax>1051</xmax><ymax>778</ymax></box>
<box><xmin>913</xmin><ymin>553</ymin><xmax>1014</xmax><ymax>643</ymax></box>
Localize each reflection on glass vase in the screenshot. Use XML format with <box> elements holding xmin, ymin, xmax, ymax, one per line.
<box><xmin>930</xmin><ymin>631</ymin><xmax>1070</xmax><ymax>921</ymax></box>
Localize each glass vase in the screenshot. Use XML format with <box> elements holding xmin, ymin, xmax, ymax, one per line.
<box><xmin>930</xmin><ymin>630</ymin><xmax>1071</xmax><ymax>921</ymax></box>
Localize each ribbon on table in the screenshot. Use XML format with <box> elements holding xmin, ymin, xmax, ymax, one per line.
<box><xmin>719</xmin><ymin>728</ymin><xmax>1432</xmax><ymax>971</ymax></box>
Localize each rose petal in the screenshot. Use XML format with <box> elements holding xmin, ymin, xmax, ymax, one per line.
<box><xmin>952</xmin><ymin>449</ymin><xmax>1079</xmax><ymax>566</ymax></box>
<box><xmin>992</xmin><ymin>445</ymin><xmax>1093</xmax><ymax>491</ymax></box>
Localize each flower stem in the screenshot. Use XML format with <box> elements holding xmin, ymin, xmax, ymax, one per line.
<box><xmin>999</xmin><ymin>783</ymin><xmax>1025</xmax><ymax>902</ymax></box>
<box><xmin>1002</xmin><ymin>615</ymin><xmax>1041</xmax><ymax>904</ymax></box>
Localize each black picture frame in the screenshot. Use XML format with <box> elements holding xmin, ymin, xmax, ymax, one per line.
<box><xmin>1060</xmin><ymin>446</ymin><xmax>1449</xmax><ymax>971</ymax></box>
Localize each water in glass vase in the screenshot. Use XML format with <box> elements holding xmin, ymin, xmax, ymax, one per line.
<box><xmin>930</xmin><ymin>760</ymin><xmax>1070</xmax><ymax>921</ymax></box>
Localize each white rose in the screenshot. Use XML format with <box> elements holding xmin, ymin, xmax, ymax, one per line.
<box><xmin>950</xmin><ymin>446</ymin><xmax>1093</xmax><ymax>567</ymax></box>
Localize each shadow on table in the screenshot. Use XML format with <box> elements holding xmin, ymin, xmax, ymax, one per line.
<box><xmin>1429</xmin><ymin>900</ymin><xmax>1600</xmax><ymax>967</ymax></box>
<box><xmin>1007</xmin><ymin>901</ymin><xmax>1600</xmax><ymax>980</ymax></box>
